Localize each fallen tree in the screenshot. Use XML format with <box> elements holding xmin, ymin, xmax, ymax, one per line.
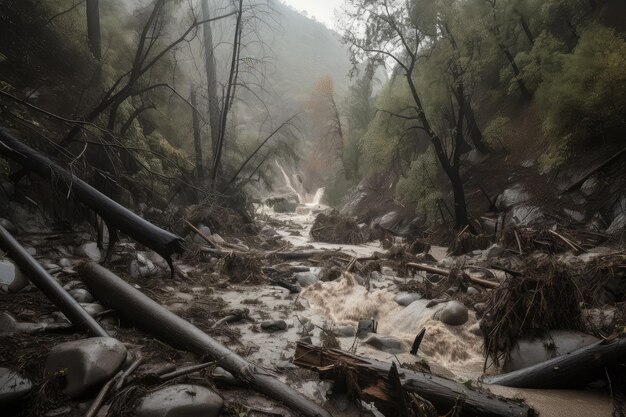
<box><xmin>0</xmin><ymin>128</ymin><xmax>184</xmax><ymax>274</ymax></box>
<box><xmin>293</xmin><ymin>342</ymin><xmax>534</xmax><ymax>417</ymax></box>
<box><xmin>78</xmin><ymin>262</ymin><xmax>332</xmax><ymax>417</ymax></box>
<box><xmin>483</xmin><ymin>335</ymin><xmax>626</xmax><ymax>388</ymax></box>
<box><xmin>406</xmin><ymin>262</ymin><xmax>500</xmax><ymax>289</ymax></box>
<box><xmin>0</xmin><ymin>225</ymin><xmax>107</xmax><ymax>337</ymax></box>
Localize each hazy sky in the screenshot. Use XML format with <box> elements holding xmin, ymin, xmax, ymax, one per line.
<box><xmin>282</xmin><ymin>0</ymin><xmax>344</xmax><ymax>28</ymax></box>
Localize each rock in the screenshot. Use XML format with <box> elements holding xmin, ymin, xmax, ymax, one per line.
<box><xmin>496</xmin><ymin>184</ymin><xmax>529</xmax><ymax>210</ymax></box>
<box><xmin>580</xmin><ymin>176</ymin><xmax>600</xmax><ymax>196</ymax></box>
<box><xmin>465</xmin><ymin>149</ymin><xmax>491</xmax><ymax>164</ymax></box>
<box><xmin>45</xmin><ymin>263</ymin><xmax>62</xmax><ymax>274</ymax></box>
<box><xmin>483</xmin><ymin>244</ymin><xmax>505</xmax><ymax>258</ymax></box>
<box><xmin>129</xmin><ymin>259</ymin><xmax>159</xmax><ymax>279</ymax></box>
<box><xmin>76</xmin><ymin>242</ymin><xmax>101</xmax><ymax>262</ymax></box>
<box><xmin>504</xmin><ymin>330</ymin><xmax>599</xmax><ymax>372</ymax></box>
<box><xmin>295</xmin><ymin>272</ymin><xmax>318</xmax><ymax>287</ymax></box>
<box><xmin>357</xmin><ymin>319</ymin><xmax>377</xmax><ymax>336</ymax></box>
<box><xmin>260</xmin><ymin>320</ymin><xmax>287</xmax><ymax>332</ymax></box>
<box><xmin>381</xmin><ymin>266</ymin><xmax>395</xmax><ymax>276</ymax></box>
<box><xmin>521</xmin><ymin>159</ymin><xmax>535</xmax><ymax>168</ymax></box>
<box><xmin>466</xmin><ymin>286</ymin><xmax>480</xmax><ymax>295</ymax></box>
<box><xmin>434</xmin><ymin>301</ymin><xmax>469</xmax><ymax>326</ymax></box>
<box><xmin>135</xmin><ymin>384</ymin><xmax>223</xmax><ymax>417</ymax></box>
<box><xmin>332</xmin><ymin>325</ymin><xmax>356</xmax><ymax>337</ymax></box>
<box><xmin>0</xmin><ymin>368</ymin><xmax>32</xmax><ymax>405</ymax></box>
<box><xmin>0</xmin><ymin>218</ymin><xmax>17</xmax><ymax>234</ymax></box>
<box><xmin>363</xmin><ymin>335</ymin><xmax>405</xmax><ymax>353</ymax></box>
<box><xmin>564</xmin><ymin>208</ymin><xmax>585</xmax><ymax>223</ymax></box>
<box><xmin>192</xmin><ymin>225</ymin><xmax>212</xmax><ymax>244</ymax></box>
<box><xmin>24</xmin><ymin>246</ymin><xmax>37</xmax><ymax>256</ymax></box>
<box><xmin>468</xmin><ymin>322</ymin><xmax>483</xmax><ymax>337</ymax></box>
<box><xmin>510</xmin><ymin>205</ymin><xmax>545</xmax><ymax>227</ymax></box>
<box><xmin>80</xmin><ymin>303</ymin><xmax>106</xmax><ymax>316</ymax></box>
<box><xmin>606</xmin><ymin>213</ymin><xmax>626</xmax><ymax>235</ymax></box>
<box><xmin>0</xmin><ymin>260</ymin><xmax>29</xmax><ymax>293</ymax></box>
<box><xmin>370</xmin><ymin>271</ymin><xmax>382</xmax><ymax>281</ymax></box>
<box><xmin>69</xmin><ymin>289</ymin><xmax>94</xmax><ymax>303</ymax></box>
<box><xmin>58</xmin><ymin>258</ymin><xmax>72</xmax><ymax>268</ymax></box>
<box><xmin>45</xmin><ymin>337</ymin><xmax>127</xmax><ymax>398</ymax></box>
<box><xmin>394</xmin><ymin>292</ymin><xmax>421</xmax><ymax>306</ymax></box>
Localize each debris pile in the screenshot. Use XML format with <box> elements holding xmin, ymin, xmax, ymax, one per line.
<box><xmin>310</xmin><ymin>210</ymin><xmax>366</xmax><ymax>244</ymax></box>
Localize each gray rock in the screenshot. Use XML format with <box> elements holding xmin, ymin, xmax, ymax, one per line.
<box><xmin>24</xmin><ymin>246</ymin><xmax>37</xmax><ymax>256</ymax></box>
<box><xmin>381</xmin><ymin>266</ymin><xmax>395</xmax><ymax>276</ymax></box>
<box><xmin>80</xmin><ymin>303</ymin><xmax>106</xmax><ymax>316</ymax></box>
<box><xmin>192</xmin><ymin>225</ymin><xmax>212</xmax><ymax>244</ymax></box>
<box><xmin>0</xmin><ymin>260</ymin><xmax>29</xmax><ymax>293</ymax></box>
<box><xmin>521</xmin><ymin>159</ymin><xmax>535</xmax><ymax>168</ymax></box>
<box><xmin>45</xmin><ymin>263</ymin><xmax>62</xmax><ymax>274</ymax></box>
<box><xmin>466</xmin><ymin>286</ymin><xmax>480</xmax><ymax>295</ymax></box>
<box><xmin>0</xmin><ymin>218</ymin><xmax>17</xmax><ymax>234</ymax></box>
<box><xmin>363</xmin><ymin>335</ymin><xmax>405</xmax><ymax>353</ymax></box>
<box><xmin>129</xmin><ymin>259</ymin><xmax>159</xmax><ymax>279</ymax></box>
<box><xmin>45</xmin><ymin>337</ymin><xmax>127</xmax><ymax>398</ymax></box>
<box><xmin>607</xmin><ymin>213</ymin><xmax>626</xmax><ymax>235</ymax></box>
<box><xmin>496</xmin><ymin>184</ymin><xmax>529</xmax><ymax>210</ymax></box>
<box><xmin>483</xmin><ymin>244</ymin><xmax>505</xmax><ymax>258</ymax></box>
<box><xmin>76</xmin><ymin>242</ymin><xmax>101</xmax><ymax>262</ymax></box>
<box><xmin>332</xmin><ymin>325</ymin><xmax>356</xmax><ymax>337</ymax></box>
<box><xmin>580</xmin><ymin>176</ymin><xmax>600</xmax><ymax>196</ymax></box>
<box><xmin>0</xmin><ymin>367</ymin><xmax>32</xmax><ymax>405</ymax></box>
<box><xmin>357</xmin><ymin>319</ymin><xmax>377</xmax><ymax>336</ymax></box>
<box><xmin>135</xmin><ymin>384</ymin><xmax>223</xmax><ymax>417</ymax></box>
<box><xmin>510</xmin><ymin>205</ymin><xmax>545</xmax><ymax>227</ymax></box>
<box><xmin>260</xmin><ymin>320</ymin><xmax>287</xmax><ymax>332</ymax></box>
<box><xmin>504</xmin><ymin>330</ymin><xmax>599</xmax><ymax>372</ymax></box>
<box><xmin>69</xmin><ymin>289</ymin><xmax>94</xmax><ymax>303</ymax></box>
<box><xmin>295</xmin><ymin>272</ymin><xmax>318</xmax><ymax>287</ymax></box>
<box><xmin>58</xmin><ymin>258</ymin><xmax>72</xmax><ymax>268</ymax></box>
<box><xmin>434</xmin><ymin>301</ymin><xmax>469</xmax><ymax>326</ymax></box>
<box><xmin>394</xmin><ymin>292</ymin><xmax>421</xmax><ymax>306</ymax></box>
<box><xmin>564</xmin><ymin>208</ymin><xmax>585</xmax><ymax>223</ymax></box>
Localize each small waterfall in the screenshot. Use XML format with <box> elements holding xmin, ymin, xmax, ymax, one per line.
<box><xmin>311</xmin><ymin>187</ymin><xmax>325</xmax><ymax>205</ymax></box>
<box><xmin>275</xmin><ymin>161</ymin><xmax>304</xmax><ymax>204</ymax></box>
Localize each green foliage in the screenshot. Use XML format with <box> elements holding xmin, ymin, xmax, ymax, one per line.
<box><xmin>395</xmin><ymin>152</ymin><xmax>443</xmax><ymax>223</ymax></box>
<box><xmin>484</xmin><ymin>116</ymin><xmax>512</xmax><ymax>147</ymax></box>
<box><xmin>537</xmin><ymin>25</ymin><xmax>626</xmax><ymax>167</ymax></box>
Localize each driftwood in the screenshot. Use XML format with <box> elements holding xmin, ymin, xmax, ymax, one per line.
<box><xmin>78</xmin><ymin>262</ymin><xmax>332</xmax><ymax>417</ymax></box>
<box><xmin>484</xmin><ymin>335</ymin><xmax>626</xmax><ymax>388</ymax></box>
<box><xmin>293</xmin><ymin>343</ymin><xmax>533</xmax><ymax>417</ymax></box>
<box><xmin>0</xmin><ymin>225</ymin><xmax>107</xmax><ymax>337</ymax></box>
<box><xmin>0</xmin><ymin>128</ymin><xmax>184</xmax><ymax>274</ymax></box>
<box><xmin>200</xmin><ymin>246</ymin><xmax>365</xmax><ymax>261</ymax></box>
<box><xmin>406</xmin><ymin>262</ymin><xmax>500</xmax><ymax>289</ymax></box>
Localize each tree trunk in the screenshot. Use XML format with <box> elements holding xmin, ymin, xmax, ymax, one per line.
<box><xmin>79</xmin><ymin>262</ymin><xmax>333</xmax><ymax>417</ymax></box>
<box><xmin>502</xmin><ymin>46</ymin><xmax>532</xmax><ymax>100</ymax></box>
<box><xmin>190</xmin><ymin>86</ymin><xmax>203</xmax><ymax>181</ymax></box>
<box><xmin>519</xmin><ymin>15</ymin><xmax>534</xmax><ymax>45</ymax></box>
<box><xmin>464</xmin><ymin>98</ymin><xmax>489</xmax><ymax>154</ymax></box>
<box><xmin>201</xmin><ymin>0</ymin><xmax>221</xmax><ymax>163</ymax></box>
<box><xmin>86</xmin><ymin>0</ymin><xmax>101</xmax><ymax>60</ymax></box>
<box><xmin>0</xmin><ymin>225</ymin><xmax>107</xmax><ymax>337</ymax></box>
<box><xmin>294</xmin><ymin>343</ymin><xmax>534</xmax><ymax>417</ymax></box>
<box><xmin>484</xmin><ymin>335</ymin><xmax>626</xmax><ymax>388</ymax></box>
<box><xmin>0</xmin><ymin>128</ymin><xmax>184</xmax><ymax>274</ymax></box>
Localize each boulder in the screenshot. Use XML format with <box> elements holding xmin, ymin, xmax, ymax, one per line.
<box><xmin>295</xmin><ymin>272</ymin><xmax>318</xmax><ymax>287</ymax></box>
<box><xmin>363</xmin><ymin>335</ymin><xmax>405</xmax><ymax>354</ymax></box>
<box><xmin>260</xmin><ymin>320</ymin><xmax>287</xmax><ymax>332</ymax></box>
<box><xmin>394</xmin><ymin>292</ymin><xmax>421</xmax><ymax>306</ymax></box>
<box><xmin>357</xmin><ymin>319</ymin><xmax>377</xmax><ymax>336</ymax></box>
<box><xmin>332</xmin><ymin>325</ymin><xmax>356</xmax><ymax>338</ymax></box>
<box><xmin>0</xmin><ymin>368</ymin><xmax>32</xmax><ymax>406</ymax></box>
<box><xmin>45</xmin><ymin>337</ymin><xmax>127</xmax><ymax>398</ymax></box>
<box><xmin>504</xmin><ymin>330</ymin><xmax>599</xmax><ymax>372</ymax></box>
<box><xmin>135</xmin><ymin>384</ymin><xmax>223</xmax><ymax>417</ymax></box>
<box><xmin>0</xmin><ymin>259</ymin><xmax>29</xmax><ymax>293</ymax></box>
<box><xmin>510</xmin><ymin>205</ymin><xmax>545</xmax><ymax>227</ymax></box>
<box><xmin>434</xmin><ymin>301</ymin><xmax>468</xmax><ymax>326</ymax></box>
<box><xmin>69</xmin><ymin>289</ymin><xmax>94</xmax><ymax>303</ymax></box>
<box><xmin>496</xmin><ymin>184</ymin><xmax>530</xmax><ymax>210</ymax></box>
<box><xmin>76</xmin><ymin>242</ymin><xmax>101</xmax><ymax>262</ymax></box>
<box><xmin>483</xmin><ymin>244</ymin><xmax>505</xmax><ymax>258</ymax></box>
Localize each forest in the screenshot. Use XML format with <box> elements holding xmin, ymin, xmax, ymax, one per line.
<box><xmin>0</xmin><ymin>1</ymin><xmax>625</xmax><ymax>416</ymax></box>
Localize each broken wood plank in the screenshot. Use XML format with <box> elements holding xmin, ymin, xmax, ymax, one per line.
<box><xmin>406</xmin><ymin>262</ymin><xmax>500</xmax><ymax>289</ymax></box>
<box><xmin>78</xmin><ymin>262</ymin><xmax>332</xmax><ymax>417</ymax></box>
<box><xmin>483</xmin><ymin>335</ymin><xmax>626</xmax><ymax>388</ymax></box>
<box><xmin>0</xmin><ymin>225</ymin><xmax>107</xmax><ymax>337</ymax></box>
<box><xmin>0</xmin><ymin>128</ymin><xmax>184</xmax><ymax>273</ymax></box>
<box><xmin>293</xmin><ymin>343</ymin><xmax>533</xmax><ymax>417</ymax></box>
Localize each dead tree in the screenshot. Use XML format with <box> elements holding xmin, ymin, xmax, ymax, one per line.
<box><xmin>191</xmin><ymin>85</ymin><xmax>204</xmax><ymax>181</ymax></box>
<box><xmin>201</xmin><ymin>0</ymin><xmax>221</xmax><ymax>160</ymax></box>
